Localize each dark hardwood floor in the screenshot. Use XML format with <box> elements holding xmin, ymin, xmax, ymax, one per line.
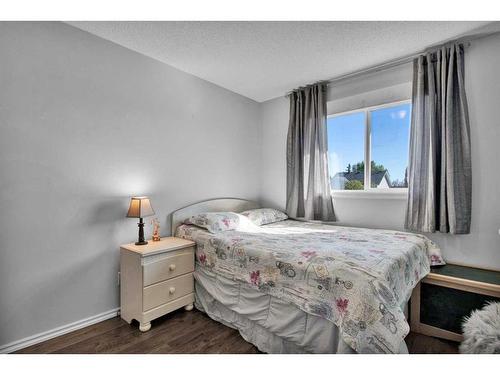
<box><xmin>15</xmin><ymin>308</ymin><xmax>458</xmax><ymax>354</ymax></box>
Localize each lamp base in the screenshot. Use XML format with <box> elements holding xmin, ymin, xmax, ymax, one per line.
<box><xmin>135</xmin><ymin>218</ymin><xmax>147</xmax><ymax>246</ymax></box>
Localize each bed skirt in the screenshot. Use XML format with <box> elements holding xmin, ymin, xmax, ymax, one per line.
<box><xmin>194</xmin><ymin>266</ymin><xmax>409</xmax><ymax>354</ymax></box>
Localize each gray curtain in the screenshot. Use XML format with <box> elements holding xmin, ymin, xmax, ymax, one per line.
<box><xmin>286</xmin><ymin>83</ymin><xmax>336</xmax><ymax>221</ymax></box>
<box><xmin>405</xmin><ymin>43</ymin><xmax>472</xmax><ymax>234</ymax></box>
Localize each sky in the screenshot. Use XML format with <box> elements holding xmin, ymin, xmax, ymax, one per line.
<box><xmin>327</xmin><ymin>103</ymin><xmax>411</xmax><ymax>184</ymax></box>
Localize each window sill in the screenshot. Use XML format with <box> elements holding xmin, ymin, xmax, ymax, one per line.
<box><xmin>331</xmin><ymin>189</ymin><xmax>408</xmax><ymax>200</ymax></box>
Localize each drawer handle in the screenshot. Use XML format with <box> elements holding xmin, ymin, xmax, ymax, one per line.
<box><xmin>169</xmin><ymin>287</ymin><xmax>176</xmax><ymax>295</ymax></box>
<box><xmin>169</xmin><ymin>264</ymin><xmax>176</xmax><ymax>271</ymax></box>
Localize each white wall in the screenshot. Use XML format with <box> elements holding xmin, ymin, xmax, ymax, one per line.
<box><xmin>260</xmin><ymin>34</ymin><xmax>500</xmax><ymax>271</ymax></box>
<box><xmin>0</xmin><ymin>22</ymin><xmax>261</xmax><ymax>348</ymax></box>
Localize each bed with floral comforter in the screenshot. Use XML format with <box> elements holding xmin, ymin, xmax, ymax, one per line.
<box><xmin>176</xmin><ymin>219</ymin><xmax>444</xmax><ymax>353</ymax></box>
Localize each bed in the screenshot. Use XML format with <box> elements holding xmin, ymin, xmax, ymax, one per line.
<box><xmin>171</xmin><ymin>198</ymin><xmax>442</xmax><ymax>354</ymax></box>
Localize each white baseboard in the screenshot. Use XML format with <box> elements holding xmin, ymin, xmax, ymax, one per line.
<box><xmin>0</xmin><ymin>307</ymin><xmax>120</xmax><ymax>354</ymax></box>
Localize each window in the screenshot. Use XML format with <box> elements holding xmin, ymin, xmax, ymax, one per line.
<box><xmin>327</xmin><ymin>101</ymin><xmax>411</xmax><ymax>192</ymax></box>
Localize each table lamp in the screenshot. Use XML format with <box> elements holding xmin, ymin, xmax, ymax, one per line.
<box><xmin>127</xmin><ymin>196</ymin><xmax>155</xmax><ymax>245</ymax></box>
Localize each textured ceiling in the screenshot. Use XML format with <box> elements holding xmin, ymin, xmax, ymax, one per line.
<box><xmin>68</xmin><ymin>21</ymin><xmax>491</xmax><ymax>102</ymax></box>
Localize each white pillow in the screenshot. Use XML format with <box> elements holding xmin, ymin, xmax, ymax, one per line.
<box><xmin>184</xmin><ymin>212</ymin><xmax>240</xmax><ymax>233</ymax></box>
<box><xmin>240</xmin><ymin>208</ymin><xmax>288</xmax><ymax>226</ymax></box>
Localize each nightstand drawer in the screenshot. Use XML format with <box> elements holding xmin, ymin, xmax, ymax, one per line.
<box><xmin>143</xmin><ymin>273</ymin><xmax>194</xmax><ymax>311</ymax></box>
<box><xmin>143</xmin><ymin>248</ymin><xmax>194</xmax><ymax>286</ymax></box>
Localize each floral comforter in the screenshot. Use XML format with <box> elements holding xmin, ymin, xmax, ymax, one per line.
<box><xmin>176</xmin><ymin>220</ymin><xmax>443</xmax><ymax>353</ymax></box>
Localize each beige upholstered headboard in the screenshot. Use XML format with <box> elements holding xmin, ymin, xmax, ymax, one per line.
<box><xmin>170</xmin><ymin>198</ymin><xmax>260</xmax><ymax>235</ymax></box>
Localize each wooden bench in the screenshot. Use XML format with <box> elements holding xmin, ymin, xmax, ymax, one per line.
<box><xmin>410</xmin><ymin>263</ymin><xmax>500</xmax><ymax>342</ymax></box>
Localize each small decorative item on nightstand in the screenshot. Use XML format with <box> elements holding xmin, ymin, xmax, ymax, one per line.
<box><xmin>120</xmin><ymin>237</ymin><xmax>195</xmax><ymax>332</ymax></box>
<box><xmin>151</xmin><ymin>218</ymin><xmax>161</xmax><ymax>242</ymax></box>
<box><xmin>127</xmin><ymin>196</ymin><xmax>155</xmax><ymax>246</ymax></box>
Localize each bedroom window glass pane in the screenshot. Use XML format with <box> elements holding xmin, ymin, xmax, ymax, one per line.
<box><xmin>370</xmin><ymin>103</ymin><xmax>411</xmax><ymax>189</ymax></box>
<box><xmin>327</xmin><ymin>112</ymin><xmax>366</xmax><ymax>190</ymax></box>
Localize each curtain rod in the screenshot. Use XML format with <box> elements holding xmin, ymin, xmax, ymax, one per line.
<box><xmin>286</xmin><ymin>29</ymin><xmax>500</xmax><ymax>96</ymax></box>
<box><xmin>324</xmin><ymin>30</ymin><xmax>500</xmax><ymax>85</ymax></box>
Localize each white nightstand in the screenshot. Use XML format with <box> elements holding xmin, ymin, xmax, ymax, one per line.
<box><xmin>120</xmin><ymin>237</ymin><xmax>195</xmax><ymax>332</ymax></box>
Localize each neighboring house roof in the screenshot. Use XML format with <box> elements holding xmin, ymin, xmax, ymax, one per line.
<box><xmin>330</xmin><ymin>170</ymin><xmax>391</xmax><ymax>189</ymax></box>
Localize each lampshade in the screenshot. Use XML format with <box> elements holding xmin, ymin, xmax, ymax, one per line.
<box><xmin>126</xmin><ymin>196</ymin><xmax>155</xmax><ymax>218</ymax></box>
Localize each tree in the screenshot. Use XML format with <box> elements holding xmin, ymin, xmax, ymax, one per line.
<box><xmin>371</xmin><ymin>161</ymin><xmax>386</xmax><ymax>173</ymax></box>
<box><xmin>350</xmin><ymin>161</ymin><xmax>386</xmax><ymax>173</ymax></box>
<box><xmin>352</xmin><ymin>161</ymin><xmax>363</xmax><ymax>173</ymax></box>
<box><xmin>345</xmin><ymin>180</ymin><xmax>364</xmax><ymax>190</ymax></box>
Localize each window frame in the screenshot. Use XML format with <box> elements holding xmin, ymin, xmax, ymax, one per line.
<box><xmin>327</xmin><ymin>99</ymin><xmax>411</xmax><ymax>200</ymax></box>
